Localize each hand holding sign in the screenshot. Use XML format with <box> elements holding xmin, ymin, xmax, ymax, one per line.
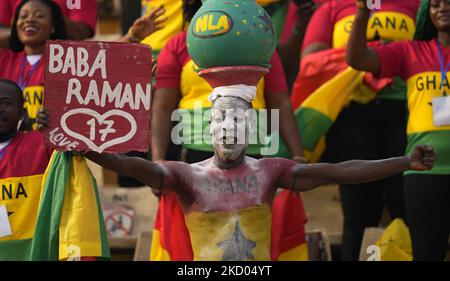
<box><xmin>43</xmin><ymin>41</ymin><xmax>152</xmax><ymax>153</ymax></box>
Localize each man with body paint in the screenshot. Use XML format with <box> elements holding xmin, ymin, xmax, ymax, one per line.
<box><xmin>37</xmin><ymin>89</ymin><xmax>436</xmax><ymax>261</ymax></box>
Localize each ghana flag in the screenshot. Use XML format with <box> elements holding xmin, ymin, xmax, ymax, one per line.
<box><xmin>0</xmin><ymin>131</ymin><xmax>50</xmax><ymax>260</ymax></box>
<box><xmin>0</xmin><ymin>148</ymin><xmax>110</xmax><ymax>260</ymax></box>
<box><xmin>29</xmin><ymin>152</ymin><xmax>110</xmax><ymax>260</ymax></box>
<box><xmin>275</xmin><ymin>47</ymin><xmax>393</xmax><ymax>162</ymax></box>
<box><xmin>150</xmin><ymin>190</ymin><xmax>308</xmax><ymax>261</ymax></box>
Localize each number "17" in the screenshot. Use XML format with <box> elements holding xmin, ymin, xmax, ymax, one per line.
<box><xmin>86</xmin><ymin>118</ymin><xmax>116</xmax><ymax>141</ymax></box>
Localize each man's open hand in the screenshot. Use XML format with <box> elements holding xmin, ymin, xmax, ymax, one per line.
<box><xmin>409</xmin><ymin>145</ymin><xmax>435</xmax><ymax>171</ymax></box>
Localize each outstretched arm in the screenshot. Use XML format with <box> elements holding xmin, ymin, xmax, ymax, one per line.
<box><xmin>281</xmin><ymin>145</ymin><xmax>435</xmax><ymax>192</ymax></box>
<box><xmin>37</xmin><ymin>109</ymin><xmax>171</xmax><ymax>190</ymax></box>
<box><xmin>84</xmin><ymin>152</ymin><xmax>167</xmax><ymax>190</ymax></box>
<box><xmin>346</xmin><ymin>0</ymin><xmax>381</xmax><ymax>74</ymax></box>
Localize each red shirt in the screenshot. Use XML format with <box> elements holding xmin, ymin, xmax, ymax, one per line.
<box><xmin>0</xmin><ymin>0</ymin><xmax>97</xmax><ymax>33</ymax></box>
<box><xmin>0</xmin><ymin>131</ymin><xmax>51</xmax><ymax>179</ymax></box>
<box><xmin>374</xmin><ymin>39</ymin><xmax>450</xmax><ymax>175</ymax></box>
<box><xmin>376</xmin><ymin>39</ymin><xmax>449</xmax><ymax>81</ymax></box>
<box><xmin>0</xmin><ymin>50</ymin><xmax>44</xmax><ymax>86</ymax></box>
<box><xmin>0</xmin><ymin>130</ymin><xmax>52</xmax><ymax>244</ymax></box>
<box><xmin>302</xmin><ymin>0</ymin><xmax>420</xmax><ymax>49</ymax></box>
<box><xmin>0</xmin><ymin>49</ymin><xmax>44</xmax><ymax>125</ymax></box>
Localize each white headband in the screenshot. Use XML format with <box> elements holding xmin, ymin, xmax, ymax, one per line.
<box><xmin>208</xmin><ymin>84</ymin><xmax>257</xmax><ymax>104</ymax></box>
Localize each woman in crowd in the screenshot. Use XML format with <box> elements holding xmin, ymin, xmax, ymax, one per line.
<box><xmin>300</xmin><ymin>0</ymin><xmax>421</xmax><ymax>260</ymax></box>
<box><xmin>0</xmin><ymin>0</ymin><xmax>67</xmax><ymax>129</ymax></box>
<box><xmin>347</xmin><ymin>0</ymin><xmax>450</xmax><ymax>261</ymax></box>
<box><xmin>0</xmin><ymin>0</ymin><xmax>97</xmax><ymax>42</ymax></box>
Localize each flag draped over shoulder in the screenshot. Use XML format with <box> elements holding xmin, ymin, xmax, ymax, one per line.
<box><xmin>29</xmin><ymin>152</ymin><xmax>110</xmax><ymax>261</ymax></box>
<box><xmin>276</xmin><ymin>47</ymin><xmax>392</xmax><ymax>162</ymax></box>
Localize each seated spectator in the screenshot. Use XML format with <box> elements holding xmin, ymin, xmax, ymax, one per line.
<box><xmin>0</xmin><ymin>79</ymin><xmax>52</xmax><ymax>260</ymax></box>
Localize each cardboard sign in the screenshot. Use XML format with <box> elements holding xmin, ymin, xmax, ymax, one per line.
<box><xmin>44</xmin><ymin>40</ymin><xmax>152</xmax><ymax>153</ymax></box>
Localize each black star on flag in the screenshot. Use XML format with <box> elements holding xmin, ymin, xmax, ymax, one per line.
<box><xmin>217</xmin><ymin>221</ymin><xmax>256</xmax><ymax>261</ymax></box>
<box><xmin>7</xmin><ymin>211</ymin><xmax>14</xmax><ymax>217</ymax></box>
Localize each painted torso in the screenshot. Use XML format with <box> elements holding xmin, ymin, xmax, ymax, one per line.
<box><xmin>160</xmin><ymin>157</ymin><xmax>297</xmax><ymax>260</ymax></box>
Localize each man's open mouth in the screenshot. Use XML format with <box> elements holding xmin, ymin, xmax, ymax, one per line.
<box><xmin>222</xmin><ymin>136</ymin><xmax>238</xmax><ymax>145</ymax></box>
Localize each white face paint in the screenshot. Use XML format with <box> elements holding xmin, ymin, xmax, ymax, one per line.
<box><xmin>210</xmin><ymin>97</ymin><xmax>251</xmax><ymax>161</ymax></box>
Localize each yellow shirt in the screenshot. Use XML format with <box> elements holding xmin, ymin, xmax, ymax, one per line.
<box><xmin>140</xmin><ymin>0</ymin><xmax>185</xmax><ymax>53</ymax></box>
